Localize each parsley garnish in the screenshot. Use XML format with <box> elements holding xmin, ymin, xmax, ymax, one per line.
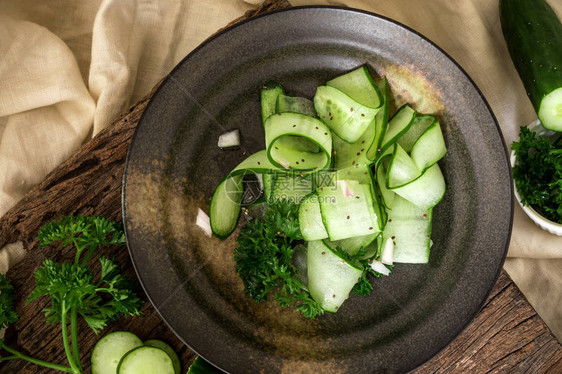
<box><xmin>512</xmin><ymin>126</ymin><xmax>562</xmax><ymax>223</ymax></box>
<box><xmin>234</xmin><ymin>203</ymin><xmax>324</xmax><ymax>319</ymax></box>
<box><xmin>0</xmin><ymin>215</ymin><xmax>142</xmax><ymax>373</ymax></box>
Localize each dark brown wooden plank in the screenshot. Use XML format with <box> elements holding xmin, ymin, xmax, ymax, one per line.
<box><xmin>0</xmin><ymin>1</ymin><xmax>560</xmax><ymax>373</ymax></box>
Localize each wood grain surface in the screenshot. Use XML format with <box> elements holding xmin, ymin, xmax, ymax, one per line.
<box><xmin>0</xmin><ymin>1</ymin><xmax>561</xmax><ymax>373</ymax></box>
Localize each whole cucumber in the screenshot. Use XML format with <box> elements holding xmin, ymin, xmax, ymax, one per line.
<box><xmin>500</xmin><ymin>0</ymin><xmax>562</xmax><ymax>131</ymax></box>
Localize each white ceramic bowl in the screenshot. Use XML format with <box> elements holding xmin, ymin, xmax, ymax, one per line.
<box><xmin>510</xmin><ymin>120</ymin><xmax>562</xmax><ymax>236</ymax></box>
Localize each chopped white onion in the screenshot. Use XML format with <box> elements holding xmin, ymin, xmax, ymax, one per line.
<box><xmin>195</xmin><ymin>208</ymin><xmax>212</xmax><ymax>237</ymax></box>
<box><xmin>370</xmin><ymin>260</ymin><xmax>391</xmax><ymax>276</ymax></box>
<box><xmin>218</xmin><ymin>129</ymin><xmax>241</xmax><ymax>148</ymax></box>
<box><xmin>380</xmin><ymin>237</ymin><xmax>394</xmax><ymax>265</ymax></box>
<box><xmin>336</xmin><ymin>180</ymin><xmax>355</xmax><ymax>197</ymax></box>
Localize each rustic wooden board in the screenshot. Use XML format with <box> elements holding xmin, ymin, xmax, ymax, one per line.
<box><xmin>0</xmin><ymin>1</ymin><xmax>561</xmax><ymax>373</ymax></box>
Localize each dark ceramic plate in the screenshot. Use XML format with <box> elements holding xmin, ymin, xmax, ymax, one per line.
<box><xmin>122</xmin><ymin>7</ymin><xmax>512</xmax><ymax>373</ymax></box>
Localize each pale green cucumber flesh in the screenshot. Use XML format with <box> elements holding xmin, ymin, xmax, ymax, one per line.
<box><xmin>260</xmin><ymin>83</ymin><xmax>284</xmax><ymax>124</ymax></box>
<box><xmin>383</xmin><ymin>195</ymin><xmax>432</xmax><ymax>264</ymax></box>
<box><xmin>277</xmin><ymin>94</ymin><xmax>316</xmax><ymax>117</ymax></box>
<box><xmin>397</xmin><ymin>115</ymin><xmax>435</xmax><ymax>152</ymax></box>
<box><xmin>386</xmin><ymin>143</ymin><xmax>421</xmax><ymax>188</ymax></box>
<box><xmin>117</xmin><ymin>346</ymin><xmax>175</xmax><ymax>374</ymax></box>
<box><xmin>314</xmin><ymin>85</ymin><xmax>379</xmax><ymax>143</ymax></box>
<box><xmin>410</xmin><ymin>120</ymin><xmax>447</xmax><ymax>172</ymax></box>
<box><xmin>369</xmin><ymin>77</ymin><xmax>390</xmax><ymax>160</ymax></box>
<box><xmin>307</xmin><ymin>240</ymin><xmax>363</xmax><ymax>312</ymax></box>
<box><xmin>380</xmin><ymin>105</ymin><xmax>416</xmax><ymax>152</ymax></box>
<box><xmin>327</xmin><ymin>66</ymin><xmax>382</xmax><ymax>108</ymax></box>
<box><xmin>210</xmin><ymin>150</ymin><xmax>276</xmax><ymax>239</ymax></box>
<box><xmin>265</xmin><ymin>112</ymin><xmax>332</xmax><ymax>170</ymax></box>
<box><xmin>390</xmin><ymin>163</ymin><xmax>446</xmax><ymax>211</ymax></box>
<box><xmin>91</xmin><ymin>331</ymin><xmax>143</xmax><ymax>374</ymax></box>
<box><xmin>538</xmin><ymin>87</ymin><xmax>562</xmax><ymax>131</ymax></box>
<box><xmin>270</xmin><ymin>172</ymin><xmax>313</xmax><ymax>204</ymax></box>
<box><xmin>143</xmin><ymin>340</ymin><xmax>181</xmax><ymax>374</ymax></box>
<box><xmin>323</xmin><ymin>233</ymin><xmax>377</xmax><ymax>256</ymax></box>
<box><xmin>299</xmin><ymin>193</ymin><xmax>329</xmax><ymax>240</ymax></box>
<box><xmin>318</xmin><ymin>181</ymin><xmax>380</xmax><ymax>241</ymax></box>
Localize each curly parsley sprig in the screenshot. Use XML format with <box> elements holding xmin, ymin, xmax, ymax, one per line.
<box><xmin>0</xmin><ymin>215</ymin><xmax>142</xmax><ymax>374</ymax></box>
<box><xmin>234</xmin><ymin>203</ymin><xmax>324</xmax><ymax>319</ymax></box>
<box><xmin>512</xmin><ymin>126</ymin><xmax>562</xmax><ymax>223</ymax></box>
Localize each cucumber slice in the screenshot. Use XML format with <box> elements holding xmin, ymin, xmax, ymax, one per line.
<box><xmin>117</xmin><ymin>346</ymin><xmax>175</xmax><ymax>374</ymax></box>
<box><xmin>260</xmin><ymin>82</ymin><xmax>284</xmax><ymax>124</ymax></box>
<box><xmin>390</xmin><ymin>163</ymin><xmax>446</xmax><ymax>210</ymax></box>
<box><xmin>397</xmin><ymin>115</ymin><xmax>435</xmax><ymax>152</ymax></box>
<box><xmin>307</xmin><ymin>240</ymin><xmax>363</xmax><ymax>312</ymax></box>
<box><xmin>210</xmin><ymin>150</ymin><xmax>276</xmax><ymax>239</ymax></box>
<box><xmin>277</xmin><ymin>94</ymin><xmax>316</xmax><ymax>117</ymax></box>
<box><xmin>187</xmin><ymin>357</ymin><xmax>223</xmax><ymax>374</ymax></box>
<box><xmin>332</xmin><ymin>128</ymin><xmax>374</xmax><ymax>169</ymax></box>
<box><xmin>143</xmin><ymin>340</ymin><xmax>181</xmax><ymax>374</ymax></box>
<box><xmin>380</xmin><ymin>105</ymin><xmax>416</xmax><ymax>152</ymax></box>
<box><xmin>318</xmin><ymin>180</ymin><xmax>380</xmax><ymax>241</ymax></box>
<box><xmin>264</xmin><ymin>112</ymin><xmax>332</xmax><ymax>170</ymax></box>
<box><xmin>383</xmin><ymin>195</ymin><xmax>432</xmax><ymax>264</ymax></box>
<box><xmin>337</xmin><ymin>164</ymin><xmax>386</xmax><ymax>232</ymax></box>
<box><xmin>91</xmin><ymin>331</ymin><xmax>143</xmax><ymax>374</ymax></box>
<box><xmin>323</xmin><ymin>233</ymin><xmax>377</xmax><ymax>256</ymax></box>
<box><xmin>368</xmin><ymin>77</ymin><xmax>390</xmax><ymax>160</ymax></box>
<box><xmin>337</xmin><ymin>164</ymin><xmax>372</xmax><ymax>184</ymax></box>
<box><xmin>314</xmin><ymin>85</ymin><xmax>380</xmax><ymax>143</ymax></box>
<box><xmin>327</xmin><ymin>66</ymin><xmax>382</xmax><ymax>109</ymax></box>
<box><xmin>270</xmin><ymin>172</ymin><xmax>314</xmax><ymax>204</ymax></box>
<box><xmin>538</xmin><ymin>87</ymin><xmax>562</xmax><ymax>131</ymax></box>
<box><xmin>299</xmin><ymin>193</ymin><xmax>329</xmax><ymax>241</ymax></box>
<box><xmin>376</xmin><ymin>164</ymin><xmax>395</xmax><ymax>209</ymax></box>
<box><xmin>410</xmin><ymin>120</ymin><xmax>447</xmax><ymax>172</ymax></box>
<box><xmin>262</xmin><ymin>172</ymin><xmax>274</xmax><ymax>202</ymax></box>
<box><xmin>386</xmin><ymin>143</ymin><xmax>421</xmax><ymax>188</ymax></box>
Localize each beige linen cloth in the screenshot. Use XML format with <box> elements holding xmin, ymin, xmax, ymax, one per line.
<box><xmin>0</xmin><ymin>0</ymin><xmax>560</xmax><ymax>342</ymax></box>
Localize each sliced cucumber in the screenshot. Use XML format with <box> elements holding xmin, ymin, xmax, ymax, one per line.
<box><xmin>397</xmin><ymin>115</ymin><xmax>435</xmax><ymax>152</ymax></box>
<box><xmin>318</xmin><ymin>180</ymin><xmax>380</xmax><ymax>241</ymax></box>
<box><xmin>386</xmin><ymin>143</ymin><xmax>421</xmax><ymax>188</ymax></box>
<box><xmin>314</xmin><ymin>85</ymin><xmax>380</xmax><ymax>143</ymax></box>
<box><xmin>410</xmin><ymin>120</ymin><xmax>447</xmax><ymax>172</ymax></box>
<box><xmin>383</xmin><ymin>195</ymin><xmax>432</xmax><ymax>264</ymax></box>
<box><xmin>327</xmin><ymin>66</ymin><xmax>382</xmax><ymax>109</ymax></box>
<box><xmin>368</xmin><ymin>77</ymin><xmax>390</xmax><ymax>160</ymax></box>
<box><xmin>323</xmin><ymin>233</ymin><xmax>377</xmax><ymax>256</ymax></box>
<box><xmin>210</xmin><ymin>150</ymin><xmax>276</xmax><ymax>239</ymax></box>
<box><xmin>143</xmin><ymin>340</ymin><xmax>181</xmax><ymax>374</ymax></box>
<box><xmin>117</xmin><ymin>346</ymin><xmax>175</xmax><ymax>374</ymax></box>
<box><xmin>307</xmin><ymin>240</ymin><xmax>363</xmax><ymax>312</ymax></box>
<box><xmin>264</xmin><ymin>112</ymin><xmax>332</xmax><ymax>170</ymax></box>
<box><xmin>380</xmin><ymin>105</ymin><xmax>416</xmax><ymax>152</ymax></box>
<box><xmin>277</xmin><ymin>94</ymin><xmax>316</xmax><ymax>117</ymax></box>
<box><xmin>91</xmin><ymin>331</ymin><xmax>143</xmax><ymax>374</ymax></box>
<box><xmin>262</xmin><ymin>172</ymin><xmax>274</xmax><ymax>202</ymax></box>
<box><xmin>299</xmin><ymin>193</ymin><xmax>329</xmax><ymax>241</ymax></box>
<box><xmin>270</xmin><ymin>172</ymin><xmax>313</xmax><ymax>204</ymax></box>
<box><xmin>538</xmin><ymin>87</ymin><xmax>562</xmax><ymax>131</ymax></box>
<box><xmin>260</xmin><ymin>82</ymin><xmax>284</xmax><ymax>124</ymax></box>
<box><xmin>376</xmin><ymin>164</ymin><xmax>395</xmax><ymax>209</ymax></box>
<box><xmin>390</xmin><ymin>163</ymin><xmax>446</xmax><ymax>211</ymax></box>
